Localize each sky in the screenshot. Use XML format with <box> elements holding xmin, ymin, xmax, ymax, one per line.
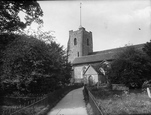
<box><xmin>28</xmin><ymin>0</ymin><xmax>151</xmax><ymax>52</ymax></box>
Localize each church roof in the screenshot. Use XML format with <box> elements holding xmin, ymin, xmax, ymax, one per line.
<box><xmin>72</xmin><ymin>43</ymin><xmax>144</xmax><ymax>65</ymax></box>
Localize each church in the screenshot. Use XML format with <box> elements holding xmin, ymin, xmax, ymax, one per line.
<box><xmin>67</xmin><ymin>26</ymin><xmax>144</xmax><ymax>85</ymax></box>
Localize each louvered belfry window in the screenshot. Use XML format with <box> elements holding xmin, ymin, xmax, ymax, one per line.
<box><xmin>74</xmin><ymin>38</ymin><xmax>77</xmax><ymax>45</ymax></box>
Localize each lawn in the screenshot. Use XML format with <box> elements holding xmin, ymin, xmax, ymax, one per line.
<box><xmin>90</xmin><ymin>87</ymin><xmax>151</xmax><ymax>115</ymax></box>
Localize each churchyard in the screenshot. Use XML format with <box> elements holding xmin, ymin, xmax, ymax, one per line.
<box><xmin>87</xmin><ymin>85</ymin><xmax>151</xmax><ymax>115</ymax></box>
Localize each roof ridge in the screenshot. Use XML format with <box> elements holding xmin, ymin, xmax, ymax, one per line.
<box><xmin>72</xmin><ymin>43</ymin><xmax>145</xmax><ymax>65</ymax></box>
<box><xmin>89</xmin><ymin>43</ymin><xmax>145</xmax><ymax>55</ymax></box>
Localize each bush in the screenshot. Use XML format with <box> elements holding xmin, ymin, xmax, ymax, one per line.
<box><xmin>142</xmin><ymin>80</ymin><xmax>151</xmax><ymax>89</ymax></box>
<box><xmin>0</xmin><ymin>84</ymin><xmax>4</xmax><ymax>105</ymax></box>
<box><xmin>108</xmin><ymin>46</ymin><xmax>150</xmax><ymax>89</ymax></box>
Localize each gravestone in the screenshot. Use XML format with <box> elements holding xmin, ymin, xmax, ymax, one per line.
<box><xmin>147</xmin><ymin>87</ymin><xmax>151</xmax><ymax>98</ymax></box>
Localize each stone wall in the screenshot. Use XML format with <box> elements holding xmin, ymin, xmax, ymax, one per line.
<box><xmin>67</xmin><ymin>27</ymin><xmax>93</xmax><ymax>63</ymax></box>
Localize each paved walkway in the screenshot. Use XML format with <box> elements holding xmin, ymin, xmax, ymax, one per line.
<box><xmin>47</xmin><ymin>87</ymin><xmax>88</xmax><ymax>115</ymax></box>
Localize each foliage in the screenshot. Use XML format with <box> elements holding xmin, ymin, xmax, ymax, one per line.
<box><xmin>142</xmin><ymin>80</ymin><xmax>151</xmax><ymax>89</ymax></box>
<box><xmin>108</xmin><ymin>46</ymin><xmax>150</xmax><ymax>88</ymax></box>
<box><xmin>90</xmin><ymin>87</ymin><xmax>151</xmax><ymax>115</ymax></box>
<box><xmin>0</xmin><ymin>33</ymin><xmax>71</xmax><ymax>95</ymax></box>
<box><xmin>22</xmin><ymin>26</ymin><xmax>55</xmax><ymax>43</ymax></box>
<box><xmin>143</xmin><ymin>40</ymin><xmax>151</xmax><ymax>79</ymax></box>
<box><xmin>143</xmin><ymin>40</ymin><xmax>151</xmax><ymax>59</ymax></box>
<box><xmin>0</xmin><ymin>0</ymin><xmax>43</xmax><ymax>33</ymax></box>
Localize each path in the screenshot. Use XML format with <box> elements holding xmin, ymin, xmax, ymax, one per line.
<box><xmin>47</xmin><ymin>87</ymin><xmax>88</xmax><ymax>115</ymax></box>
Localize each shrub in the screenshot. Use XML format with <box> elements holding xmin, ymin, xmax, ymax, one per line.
<box><xmin>108</xmin><ymin>46</ymin><xmax>150</xmax><ymax>89</ymax></box>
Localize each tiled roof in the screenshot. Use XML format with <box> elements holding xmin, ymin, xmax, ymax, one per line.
<box><xmin>72</xmin><ymin>43</ymin><xmax>144</xmax><ymax>65</ymax></box>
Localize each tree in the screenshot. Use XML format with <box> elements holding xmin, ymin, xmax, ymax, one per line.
<box><xmin>1</xmin><ymin>34</ymin><xmax>49</xmax><ymax>94</ymax></box>
<box><xmin>143</xmin><ymin>40</ymin><xmax>151</xmax><ymax>82</ymax></box>
<box><xmin>1</xmin><ymin>33</ymin><xmax>72</xmax><ymax>95</ymax></box>
<box><xmin>0</xmin><ymin>0</ymin><xmax>43</xmax><ymax>33</ymax></box>
<box><xmin>143</xmin><ymin>40</ymin><xmax>151</xmax><ymax>59</ymax></box>
<box><xmin>21</xmin><ymin>26</ymin><xmax>56</xmax><ymax>45</ymax></box>
<box><xmin>0</xmin><ymin>33</ymin><xmax>17</xmax><ymax>82</ymax></box>
<box><xmin>108</xmin><ymin>46</ymin><xmax>150</xmax><ymax>89</ymax></box>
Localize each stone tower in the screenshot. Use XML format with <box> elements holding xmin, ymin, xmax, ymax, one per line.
<box><xmin>67</xmin><ymin>27</ymin><xmax>93</xmax><ymax>63</ymax></box>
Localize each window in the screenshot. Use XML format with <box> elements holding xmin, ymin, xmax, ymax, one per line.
<box><xmin>87</xmin><ymin>39</ymin><xmax>89</xmax><ymax>46</ymax></box>
<box><xmin>83</xmin><ymin>66</ymin><xmax>87</xmax><ymax>74</ymax></box>
<box><xmin>74</xmin><ymin>38</ymin><xmax>77</xmax><ymax>45</ymax></box>
<box><xmin>77</xmin><ymin>52</ymin><xmax>79</xmax><ymax>57</ymax></box>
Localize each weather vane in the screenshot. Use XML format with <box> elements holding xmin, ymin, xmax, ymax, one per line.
<box><xmin>80</xmin><ymin>3</ymin><xmax>82</xmax><ymax>28</ymax></box>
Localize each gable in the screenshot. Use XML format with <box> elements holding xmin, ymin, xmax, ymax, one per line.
<box><xmin>84</xmin><ymin>65</ymin><xmax>98</xmax><ymax>75</ymax></box>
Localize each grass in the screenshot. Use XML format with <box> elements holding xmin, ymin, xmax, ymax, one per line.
<box><xmin>86</xmin><ymin>103</ymin><xmax>94</xmax><ymax>115</ymax></box>
<box><xmin>90</xmin><ymin>87</ymin><xmax>151</xmax><ymax>115</ymax></box>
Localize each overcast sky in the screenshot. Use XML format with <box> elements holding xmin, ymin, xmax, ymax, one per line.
<box><xmin>29</xmin><ymin>0</ymin><xmax>151</xmax><ymax>51</ymax></box>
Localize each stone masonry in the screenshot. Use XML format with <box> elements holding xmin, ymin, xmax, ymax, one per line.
<box><xmin>67</xmin><ymin>27</ymin><xmax>93</xmax><ymax>63</ymax></box>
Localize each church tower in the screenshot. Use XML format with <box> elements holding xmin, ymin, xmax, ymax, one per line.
<box><xmin>67</xmin><ymin>3</ymin><xmax>93</xmax><ymax>63</ymax></box>
<box><xmin>67</xmin><ymin>27</ymin><xmax>93</xmax><ymax>63</ymax></box>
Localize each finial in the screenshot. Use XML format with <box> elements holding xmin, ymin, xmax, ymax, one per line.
<box><xmin>79</xmin><ymin>3</ymin><xmax>82</xmax><ymax>28</ymax></box>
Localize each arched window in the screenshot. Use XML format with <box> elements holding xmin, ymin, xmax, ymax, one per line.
<box><xmin>87</xmin><ymin>38</ymin><xmax>89</xmax><ymax>46</ymax></box>
<box><xmin>74</xmin><ymin>38</ymin><xmax>77</xmax><ymax>45</ymax></box>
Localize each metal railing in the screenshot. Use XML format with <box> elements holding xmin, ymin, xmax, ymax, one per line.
<box><xmin>10</xmin><ymin>96</ymin><xmax>48</xmax><ymax>115</ymax></box>
<box><xmin>2</xmin><ymin>84</ymin><xmax>83</xmax><ymax>115</ymax></box>
<box><xmin>84</xmin><ymin>86</ymin><xmax>104</xmax><ymax>115</ymax></box>
<box><xmin>2</xmin><ymin>95</ymin><xmax>47</xmax><ymax>115</ymax></box>
<box><xmin>88</xmin><ymin>90</ymin><xmax>104</xmax><ymax>115</ymax></box>
<box><xmin>1</xmin><ymin>95</ymin><xmax>45</xmax><ymax>115</ymax></box>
